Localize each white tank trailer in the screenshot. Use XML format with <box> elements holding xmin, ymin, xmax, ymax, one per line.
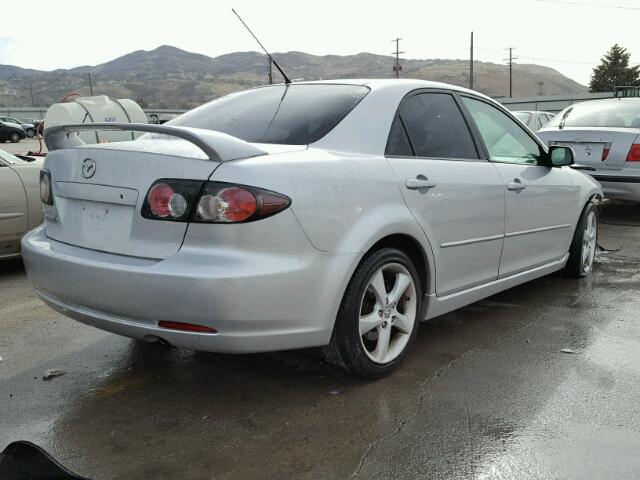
<box><xmin>44</xmin><ymin>95</ymin><xmax>148</xmax><ymax>144</ymax></box>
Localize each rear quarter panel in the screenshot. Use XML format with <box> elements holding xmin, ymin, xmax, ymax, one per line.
<box><xmin>210</xmin><ymin>149</ymin><xmax>436</xmax><ymax>292</ymax></box>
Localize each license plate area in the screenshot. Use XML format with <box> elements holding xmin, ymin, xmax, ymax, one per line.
<box><xmin>556</xmin><ymin>142</ymin><xmax>604</xmax><ymax>164</ymax></box>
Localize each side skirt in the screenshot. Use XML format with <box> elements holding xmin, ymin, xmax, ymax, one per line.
<box><xmin>423</xmin><ymin>254</ymin><xmax>569</xmax><ymax>320</ymax></box>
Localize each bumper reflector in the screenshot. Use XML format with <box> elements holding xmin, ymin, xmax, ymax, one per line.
<box><xmin>158</xmin><ymin>321</ymin><xmax>217</xmax><ymax>333</ymax></box>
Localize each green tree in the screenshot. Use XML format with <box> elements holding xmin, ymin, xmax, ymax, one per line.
<box><xmin>590</xmin><ymin>44</ymin><xmax>640</xmax><ymax>92</ymax></box>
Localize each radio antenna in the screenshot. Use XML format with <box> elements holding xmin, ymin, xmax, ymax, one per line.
<box><xmin>232</xmin><ymin>9</ymin><xmax>292</xmax><ymax>84</ymax></box>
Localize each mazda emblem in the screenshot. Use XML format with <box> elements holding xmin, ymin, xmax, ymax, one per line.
<box><xmin>81</xmin><ymin>158</ymin><xmax>96</xmax><ymax>179</ymax></box>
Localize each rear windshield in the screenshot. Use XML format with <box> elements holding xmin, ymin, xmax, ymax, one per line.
<box><xmin>169</xmin><ymin>84</ymin><xmax>369</xmax><ymax>145</ymax></box>
<box><xmin>513</xmin><ymin>112</ymin><xmax>531</xmax><ymax>124</ymax></box>
<box><xmin>547</xmin><ymin>100</ymin><xmax>640</xmax><ymax>129</ymax></box>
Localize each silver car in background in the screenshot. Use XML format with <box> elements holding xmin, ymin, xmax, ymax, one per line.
<box><xmin>23</xmin><ymin>80</ymin><xmax>602</xmax><ymax>378</ymax></box>
<box><xmin>513</xmin><ymin>111</ymin><xmax>556</xmax><ymax>131</ymax></box>
<box><xmin>538</xmin><ymin>98</ymin><xmax>640</xmax><ymax>201</ymax></box>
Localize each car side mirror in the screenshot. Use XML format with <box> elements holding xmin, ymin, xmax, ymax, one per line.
<box><xmin>548</xmin><ymin>146</ymin><xmax>574</xmax><ymax>167</ymax></box>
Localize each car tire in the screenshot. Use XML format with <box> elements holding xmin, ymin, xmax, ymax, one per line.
<box><xmin>26</xmin><ymin>129</ymin><xmax>35</xmax><ymax>138</ymax></box>
<box><xmin>326</xmin><ymin>248</ymin><xmax>422</xmax><ymax>379</ymax></box>
<box><xmin>564</xmin><ymin>202</ymin><xmax>598</xmax><ymax>278</ymax></box>
<box><xmin>9</xmin><ymin>132</ymin><xmax>20</xmax><ymax>143</ymax></box>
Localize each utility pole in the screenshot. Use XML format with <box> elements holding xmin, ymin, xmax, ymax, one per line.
<box><xmin>88</xmin><ymin>73</ymin><xmax>94</xmax><ymax>96</ymax></box>
<box><xmin>29</xmin><ymin>84</ymin><xmax>35</xmax><ymax>108</ymax></box>
<box><xmin>391</xmin><ymin>37</ymin><xmax>404</xmax><ymax>79</ymax></box>
<box><xmin>538</xmin><ymin>80</ymin><xmax>544</xmax><ymax>96</ymax></box>
<box><xmin>469</xmin><ymin>32</ymin><xmax>474</xmax><ymax>90</ymax></box>
<box><xmin>504</xmin><ymin>47</ymin><xmax>517</xmax><ymax>98</ymax></box>
<box><xmin>268</xmin><ymin>57</ymin><xmax>273</xmax><ymax>85</ymax></box>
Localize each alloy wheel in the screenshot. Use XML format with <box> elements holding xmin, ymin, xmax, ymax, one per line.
<box><xmin>582</xmin><ymin>210</ymin><xmax>597</xmax><ymax>273</ymax></box>
<box><xmin>358</xmin><ymin>262</ymin><xmax>417</xmax><ymax>364</ymax></box>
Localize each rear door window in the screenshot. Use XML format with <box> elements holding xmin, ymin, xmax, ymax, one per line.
<box><xmin>394</xmin><ymin>93</ymin><xmax>479</xmax><ymax>159</ymax></box>
<box><xmin>386</xmin><ymin>118</ymin><xmax>414</xmax><ymax>156</ymax></box>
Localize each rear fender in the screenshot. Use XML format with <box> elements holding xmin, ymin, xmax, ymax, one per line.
<box><xmin>333</xmin><ymin>204</ymin><xmax>437</xmax><ymax>296</ymax></box>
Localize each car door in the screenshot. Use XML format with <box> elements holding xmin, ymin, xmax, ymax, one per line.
<box><xmin>386</xmin><ymin>90</ymin><xmax>506</xmax><ymax>296</ymax></box>
<box><xmin>461</xmin><ymin>95</ymin><xmax>575</xmax><ymax>277</ymax></box>
<box><xmin>0</xmin><ymin>158</ymin><xmax>29</xmax><ymax>256</ymax></box>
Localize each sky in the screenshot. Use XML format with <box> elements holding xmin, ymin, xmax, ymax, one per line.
<box><xmin>1</xmin><ymin>0</ymin><xmax>639</xmax><ymax>85</ymax></box>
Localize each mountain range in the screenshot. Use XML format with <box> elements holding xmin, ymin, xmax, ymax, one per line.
<box><xmin>0</xmin><ymin>45</ymin><xmax>587</xmax><ymax>109</ymax></box>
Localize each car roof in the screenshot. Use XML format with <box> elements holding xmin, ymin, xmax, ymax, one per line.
<box><xmin>513</xmin><ymin>110</ymin><xmax>554</xmax><ymax>114</ymax></box>
<box><xmin>261</xmin><ymin>78</ymin><xmax>495</xmax><ymax>102</ymax></box>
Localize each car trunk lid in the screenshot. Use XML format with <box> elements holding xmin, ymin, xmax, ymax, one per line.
<box><xmin>43</xmin><ymin>138</ymin><xmax>267</xmax><ymax>259</ymax></box>
<box><xmin>539</xmin><ymin>127</ymin><xmax>640</xmax><ymax>170</ymax></box>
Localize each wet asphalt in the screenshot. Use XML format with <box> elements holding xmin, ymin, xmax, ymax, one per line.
<box><xmin>1</xmin><ymin>204</ymin><xmax>639</xmax><ymax>480</ymax></box>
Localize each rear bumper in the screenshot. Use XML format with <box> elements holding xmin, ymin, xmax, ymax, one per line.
<box><xmin>22</xmin><ymin>225</ymin><xmax>357</xmax><ymax>353</ymax></box>
<box><xmin>591</xmin><ymin>174</ymin><xmax>640</xmax><ymax>201</ymax></box>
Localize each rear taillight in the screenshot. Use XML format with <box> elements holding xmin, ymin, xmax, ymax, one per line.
<box><xmin>147</xmin><ymin>183</ymin><xmax>187</xmax><ymax>218</ymax></box>
<box><xmin>141</xmin><ymin>179</ymin><xmax>203</xmax><ymax>221</ymax></box>
<box><xmin>626</xmin><ymin>144</ymin><xmax>640</xmax><ymax>162</ymax></box>
<box><xmin>602</xmin><ymin>143</ymin><xmax>612</xmax><ymax>161</ymax></box>
<box><xmin>142</xmin><ymin>179</ymin><xmax>291</xmax><ymax>223</ymax></box>
<box><xmin>40</xmin><ymin>169</ymin><xmax>53</xmax><ymax>205</ymax></box>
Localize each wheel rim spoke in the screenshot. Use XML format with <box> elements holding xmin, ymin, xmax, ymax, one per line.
<box><xmin>374</xmin><ymin>325</ymin><xmax>391</xmax><ymax>362</ymax></box>
<box><xmin>393</xmin><ymin>313</ymin><xmax>412</xmax><ymax>334</ymax></box>
<box><xmin>387</xmin><ymin>273</ymin><xmax>412</xmax><ymax>305</ymax></box>
<box><xmin>369</xmin><ymin>269</ymin><xmax>387</xmax><ymax>306</ymax></box>
<box><xmin>359</xmin><ymin>311</ymin><xmax>382</xmax><ymax>336</ymax></box>
<box><xmin>582</xmin><ymin>244</ymin><xmax>589</xmax><ymax>264</ymax></box>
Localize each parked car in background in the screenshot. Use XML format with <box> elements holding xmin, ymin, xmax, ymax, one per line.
<box><xmin>0</xmin><ymin>121</ymin><xmax>27</xmax><ymax>143</ymax></box>
<box><xmin>23</xmin><ymin>80</ymin><xmax>601</xmax><ymax>378</ymax></box>
<box><xmin>0</xmin><ymin>149</ymin><xmax>43</xmax><ymax>258</ymax></box>
<box><xmin>538</xmin><ymin>98</ymin><xmax>640</xmax><ymax>202</ymax></box>
<box><xmin>0</xmin><ymin>117</ymin><xmax>36</xmax><ymax>137</ymax></box>
<box><xmin>513</xmin><ymin>111</ymin><xmax>556</xmax><ymax>131</ymax></box>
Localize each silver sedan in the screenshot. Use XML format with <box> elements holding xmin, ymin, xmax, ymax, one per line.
<box><xmin>22</xmin><ymin>80</ymin><xmax>602</xmax><ymax>378</ymax></box>
<box><xmin>538</xmin><ymin>98</ymin><xmax>640</xmax><ymax>201</ymax></box>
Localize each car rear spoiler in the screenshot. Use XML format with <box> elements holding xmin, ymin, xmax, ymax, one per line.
<box><xmin>44</xmin><ymin>123</ymin><xmax>267</xmax><ymax>162</ymax></box>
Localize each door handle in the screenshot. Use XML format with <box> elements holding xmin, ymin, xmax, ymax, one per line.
<box><xmin>406</xmin><ymin>176</ymin><xmax>437</xmax><ymax>190</ymax></box>
<box><xmin>507</xmin><ymin>179</ymin><xmax>527</xmax><ymax>191</ymax></box>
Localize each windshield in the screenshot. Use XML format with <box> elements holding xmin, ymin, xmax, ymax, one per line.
<box><xmin>2</xmin><ymin>117</ymin><xmax>22</xmax><ymax>124</ymax></box>
<box><xmin>169</xmin><ymin>84</ymin><xmax>370</xmax><ymax>145</ymax></box>
<box><xmin>547</xmin><ymin>100</ymin><xmax>640</xmax><ymax>129</ymax></box>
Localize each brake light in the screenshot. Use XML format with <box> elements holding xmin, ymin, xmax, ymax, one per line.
<box><xmin>602</xmin><ymin>143</ymin><xmax>612</xmax><ymax>161</ymax></box>
<box><xmin>142</xmin><ymin>179</ymin><xmax>291</xmax><ymax>223</ymax></box>
<box><xmin>626</xmin><ymin>144</ymin><xmax>640</xmax><ymax>162</ymax></box>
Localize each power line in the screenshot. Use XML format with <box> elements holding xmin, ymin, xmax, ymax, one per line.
<box><xmin>518</xmin><ymin>54</ymin><xmax>594</xmax><ymax>65</ymax></box>
<box><xmin>536</xmin><ymin>0</ymin><xmax>640</xmax><ymax>10</ymax></box>
<box><xmin>478</xmin><ymin>47</ymin><xmax>639</xmax><ymax>67</ymax></box>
